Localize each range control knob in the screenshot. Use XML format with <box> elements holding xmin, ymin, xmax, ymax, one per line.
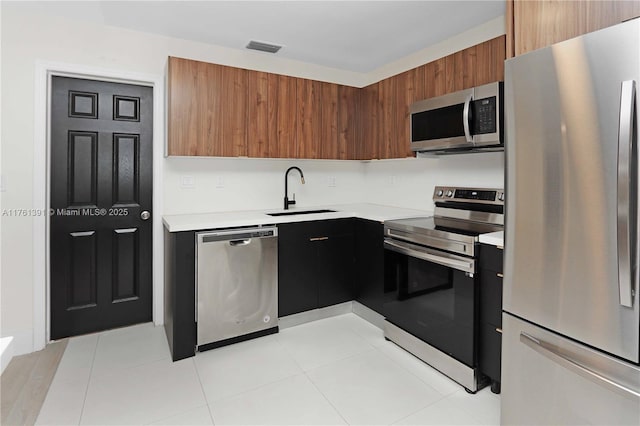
<box><xmin>498</xmin><ymin>192</ymin><xmax>505</xmax><ymax>201</ymax></box>
<box><xmin>446</xmin><ymin>190</ymin><xmax>454</xmax><ymax>197</ymax></box>
<box><xmin>436</xmin><ymin>189</ymin><xmax>444</xmax><ymax>197</ymax></box>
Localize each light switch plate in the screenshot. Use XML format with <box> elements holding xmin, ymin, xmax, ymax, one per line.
<box><xmin>215</xmin><ymin>176</ymin><xmax>225</xmax><ymax>188</ymax></box>
<box><xmin>328</xmin><ymin>176</ymin><xmax>336</xmax><ymax>187</ymax></box>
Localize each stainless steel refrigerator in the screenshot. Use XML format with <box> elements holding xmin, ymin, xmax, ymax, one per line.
<box><xmin>503</xmin><ymin>18</ymin><xmax>640</xmax><ymax>425</ymax></box>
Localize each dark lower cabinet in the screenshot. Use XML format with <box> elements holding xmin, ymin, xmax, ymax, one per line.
<box><xmin>278</xmin><ymin>224</ymin><xmax>318</xmax><ymax>316</ymax></box>
<box><xmin>164</xmin><ymin>228</ymin><xmax>196</xmax><ymax>361</ymax></box>
<box><xmin>478</xmin><ymin>243</ymin><xmax>504</xmax><ymax>393</ymax></box>
<box><xmin>278</xmin><ymin>219</ymin><xmax>355</xmax><ymax>317</ymax></box>
<box><xmin>318</xmin><ymin>232</ymin><xmax>356</xmax><ymax>307</ymax></box>
<box><xmin>354</xmin><ymin>219</ymin><xmax>386</xmax><ymax>314</ymax></box>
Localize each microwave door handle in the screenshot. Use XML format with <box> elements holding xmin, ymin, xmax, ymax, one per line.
<box><xmin>617</xmin><ymin>80</ymin><xmax>636</xmax><ymax>308</ymax></box>
<box><xmin>463</xmin><ymin>94</ymin><xmax>473</xmax><ymax>143</ymax></box>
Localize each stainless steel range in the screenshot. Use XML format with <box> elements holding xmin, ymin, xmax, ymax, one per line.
<box><xmin>383</xmin><ymin>186</ymin><xmax>504</xmax><ymax>393</ymax></box>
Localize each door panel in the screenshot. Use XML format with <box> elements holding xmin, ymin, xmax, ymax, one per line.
<box><xmin>112</xmin><ymin>228</ymin><xmax>139</xmax><ymax>302</ymax></box>
<box><xmin>67</xmin><ymin>131</ymin><xmax>98</xmax><ymax>207</ymax></box>
<box><xmin>504</xmin><ymin>20</ymin><xmax>640</xmax><ymax>362</ymax></box>
<box><xmin>50</xmin><ymin>76</ymin><xmax>153</xmax><ymax>339</ymax></box>
<box><xmin>68</xmin><ymin>231</ymin><xmax>97</xmax><ymax>309</ymax></box>
<box><xmin>112</xmin><ymin>134</ymin><xmax>139</xmax><ymax>205</ymax></box>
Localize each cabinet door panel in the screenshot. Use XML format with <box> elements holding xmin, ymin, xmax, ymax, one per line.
<box><xmin>278</xmin><ymin>223</ymin><xmax>318</xmax><ymax>316</ymax></box>
<box><xmin>269</xmin><ymin>74</ymin><xmax>298</xmax><ymax>158</ymax></box>
<box><xmin>319</xmin><ymin>82</ymin><xmax>339</xmax><ymax>159</ymax></box>
<box><xmin>247</xmin><ymin>71</ymin><xmax>269</xmax><ymax>157</ymax></box>
<box><xmin>318</xmin><ymin>233</ymin><xmax>355</xmax><ymax>308</ymax></box>
<box><xmin>167</xmin><ymin>58</ymin><xmax>247</xmax><ymax>157</ymax></box>
<box><xmin>479</xmin><ymin>244</ymin><xmax>504</xmax><ymax>273</ymax></box>
<box><xmin>377</xmin><ymin>78</ymin><xmax>397</xmax><ymax>159</ymax></box>
<box><xmin>337</xmin><ymin>85</ymin><xmax>360</xmax><ymax>160</ymax></box>
<box><xmin>296</xmin><ymin>79</ymin><xmax>321</xmax><ymax>159</ymax></box>
<box><xmin>479</xmin><ymin>323</ymin><xmax>502</xmax><ymax>382</ymax></box>
<box><xmin>359</xmin><ymin>84</ymin><xmax>378</xmax><ymax>160</ymax></box>
<box><xmin>479</xmin><ymin>268</ymin><xmax>503</xmax><ymax>327</ymax></box>
<box><xmin>512</xmin><ymin>0</ymin><xmax>640</xmax><ymax>56</ymax></box>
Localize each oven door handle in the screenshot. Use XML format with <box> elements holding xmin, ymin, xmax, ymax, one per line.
<box><xmin>384</xmin><ymin>239</ymin><xmax>475</xmax><ymax>274</ymax></box>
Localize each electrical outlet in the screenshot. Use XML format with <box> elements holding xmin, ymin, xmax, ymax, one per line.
<box><xmin>180</xmin><ymin>175</ymin><xmax>195</xmax><ymax>189</ymax></box>
<box><xmin>215</xmin><ymin>176</ymin><xmax>225</xmax><ymax>188</ymax></box>
<box><xmin>328</xmin><ymin>176</ymin><xmax>336</xmax><ymax>187</ymax></box>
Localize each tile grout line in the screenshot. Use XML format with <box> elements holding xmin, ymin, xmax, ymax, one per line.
<box><xmin>192</xmin><ymin>358</ymin><xmax>218</xmax><ymax>426</ymax></box>
<box><xmin>375</xmin><ymin>342</ymin><xmax>458</xmax><ymax>397</ymax></box>
<box><xmin>88</xmin><ymin>325</ymin><xmax>172</xmax><ymax>380</ymax></box>
<box><xmin>303</xmin><ymin>370</ymin><xmax>351</xmax><ymax>426</ymax></box>
<box><xmin>77</xmin><ymin>334</ymin><xmax>101</xmax><ymax>425</ymax></box>
<box><xmin>386</xmin><ymin>392</ymin><xmax>449</xmax><ymax>426</ymax></box>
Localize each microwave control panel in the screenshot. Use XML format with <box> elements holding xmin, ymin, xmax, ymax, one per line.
<box><xmin>472</xmin><ymin>97</ymin><xmax>497</xmax><ymax>134</ymax></box>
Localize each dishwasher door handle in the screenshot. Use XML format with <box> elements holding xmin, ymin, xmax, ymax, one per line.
<box><xmin>229</xmin><ymin>239</ymin><xmax>251</xmax><ymax>246</ymax></box>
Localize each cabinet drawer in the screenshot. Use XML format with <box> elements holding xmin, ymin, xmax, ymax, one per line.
<box><xmin>480</xmin><ymin>268</ymin><xmax>503</xmax><ymax>327</ymax></box>
<box><xmin>479</xmin><ymin>323</ymin><xmax>502</xmax><ymax>382</ymax></box>
<box><xmin>479</xmin><ymin>243</ymin><xmax>503</xmax><ymax>273</ymax></box>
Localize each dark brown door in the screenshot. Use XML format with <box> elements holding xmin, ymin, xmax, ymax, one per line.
<box><xmin>50</xmin><ymin>76</ymin><xmax>153</xmax><ymax>339</ymax></box>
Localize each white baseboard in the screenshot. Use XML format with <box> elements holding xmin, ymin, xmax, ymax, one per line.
<box><xmin>0</xmin><ymin>336</ymin><xmax>15</xmax><ymax>375</ymax></box>
<box><xmin>2</xmin><ymin>330</ymin><xmax>34</xmax><ymax>357</ymax></box>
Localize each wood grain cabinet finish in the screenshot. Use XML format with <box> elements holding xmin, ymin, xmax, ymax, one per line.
<box><xmin>167</xmin><ymin>35</ymin><xmax>505</xmax><ymax>159</ymax></box>
<box><xmin>359</xmin><ymin>35</ymin><xmax>505</xmax><ymax>160</ymax></box>
<box><xmin>168</xmin><ymin>57</ymin><xmax>248</xmax><ymax>157</ymax></box>
<box><xmin>169</xmin><ymin>57</ymin><xmax>358</xmax><ymax>159</ymax></box>
<box><xmin>508</xmin><ymin>0</ymin><xmax>640</xmax><ymax>57</ymax></box>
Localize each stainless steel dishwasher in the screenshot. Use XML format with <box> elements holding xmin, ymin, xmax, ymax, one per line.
<box><xmin>196</xmin><ymin>226</ymin><xmax>278</xmax><ymax>350</ymax></box>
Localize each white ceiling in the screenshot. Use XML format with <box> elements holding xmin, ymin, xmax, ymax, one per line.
<box><xmin>29</xmin><ymin>1</ymin><xmax>505</xmax><ymax>73</ymax></box>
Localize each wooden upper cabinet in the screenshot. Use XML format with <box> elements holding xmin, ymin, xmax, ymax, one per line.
<box><xmin>168</xmin><ymin>34</ymin><xmax>505</xmax><ymax>159</ymax></box>
<box><xmin>359</xmin><ymin>83</ymin><xmax>379</xmax><ymax>160</ymax></box>
<box><xmin>296</xmin><ymin>78</ymin><xmax>322</xmax><ymax>159</ymax></box>
<box><xmin>337</xmin><ymin>85</ymin><xmax>360</xmax><ymax>160</ymax></box>
<box><xmin>319</xmin><ymin>82</ymin><xmax>339</xmax><ymax>159</ymax></box>
<box><xmin>509</xmin><ymin>0</ymin><xmax>640</xmax><ymax>56</ymax></box>
<box><xmin>167</xmin><ymin>57</ymin><xmax>247</xmax><ymax>156</ymax></box>
<box><xmin>270</xmin><ymin>74</ymin><xmax>298</xmax><ymax>158</ymax></box>
<box><xmin>246</xmin><ymin>70</ymin><xmax>269</xmax><ymax>157</ymax></box>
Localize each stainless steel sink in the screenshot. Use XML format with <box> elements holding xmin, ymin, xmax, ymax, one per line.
<box><xmin>266</xmin><ymin>209</ymin><xmax>336</xmax><ymax>217</ymax></box>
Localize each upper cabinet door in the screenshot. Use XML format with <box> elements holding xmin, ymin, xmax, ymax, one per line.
<box><xmin>509</xmin><ymin>0</ymin><xmax>640</xmax><ymax>56</ymax></box>
<box><xmin>167</xmin><ymin>57</ymin><xmax>247</xmax><ymax>157</ymax></box>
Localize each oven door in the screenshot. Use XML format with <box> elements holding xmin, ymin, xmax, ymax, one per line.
<box><xmin>383</xmin><ymin>238</ymin><xmax>477</xmax><ymax>367</ymax></box>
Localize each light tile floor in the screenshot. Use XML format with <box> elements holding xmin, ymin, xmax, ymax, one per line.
<box><xmin>36</xmin><ymin>313</ymin><xmax>500</xmax><ymax>425</ymax></box>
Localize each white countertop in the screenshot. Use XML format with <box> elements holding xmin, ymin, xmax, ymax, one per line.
<box><xmin>163</xmin><ymin>203</ymin><xmax>432</xmax><ymax>232</ymax></box>
<box><xmin>479</xmin><ymin>231</ymin><xmax>504</xmax><ymax>247</ymax></box>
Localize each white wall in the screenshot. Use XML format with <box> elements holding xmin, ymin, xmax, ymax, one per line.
<box><xmin>363</xmin><ymin>154</ymin><xmax>505</xmax><ymax>211</ymax></box>
<box><xmin>164</xmin><ymin>157</ymin><xmax>365</xmax><ymax>215</ymax></box>
<box><xmin>0</xmin><ymin>3</ymin><xmax>504</xmax><ymax>355</ymax></box>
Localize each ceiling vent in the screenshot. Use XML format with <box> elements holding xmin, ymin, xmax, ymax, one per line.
<box><xmin>246</xmin><ymin>40</ymin><xmax>282</xmax><ymax>54</ymax></box>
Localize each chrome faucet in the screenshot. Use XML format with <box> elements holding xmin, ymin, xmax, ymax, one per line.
<box><xmin>284</xmin><ymin>166</ymin><xmax>305</xmax><ymax>210</ymax></box>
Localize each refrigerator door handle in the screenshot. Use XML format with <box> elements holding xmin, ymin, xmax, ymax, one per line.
<box><xmin>617</xmin><ymin>80</ymin><xmax>636</xmax><ymax>308</ymax></box>
<box><xmin>520</xmin><ymin>332</ymin><xmax>640</xmax><ymax>400</ymax></box>
<box><xmin>463</xmin><ymin>94</ymin><xmax>473</xmax><ymax>143</ymax></box>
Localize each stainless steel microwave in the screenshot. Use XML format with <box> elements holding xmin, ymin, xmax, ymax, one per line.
<box><xmin>410</xmin><ymin>82</ymin><xmax>503</xmax><ymax>154</ymax></box>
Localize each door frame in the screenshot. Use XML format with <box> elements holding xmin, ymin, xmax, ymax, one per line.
<box><xmin>33</xmin><ymin>60</ymin><xmax>165</xmax><ymax>351</ymax></box>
